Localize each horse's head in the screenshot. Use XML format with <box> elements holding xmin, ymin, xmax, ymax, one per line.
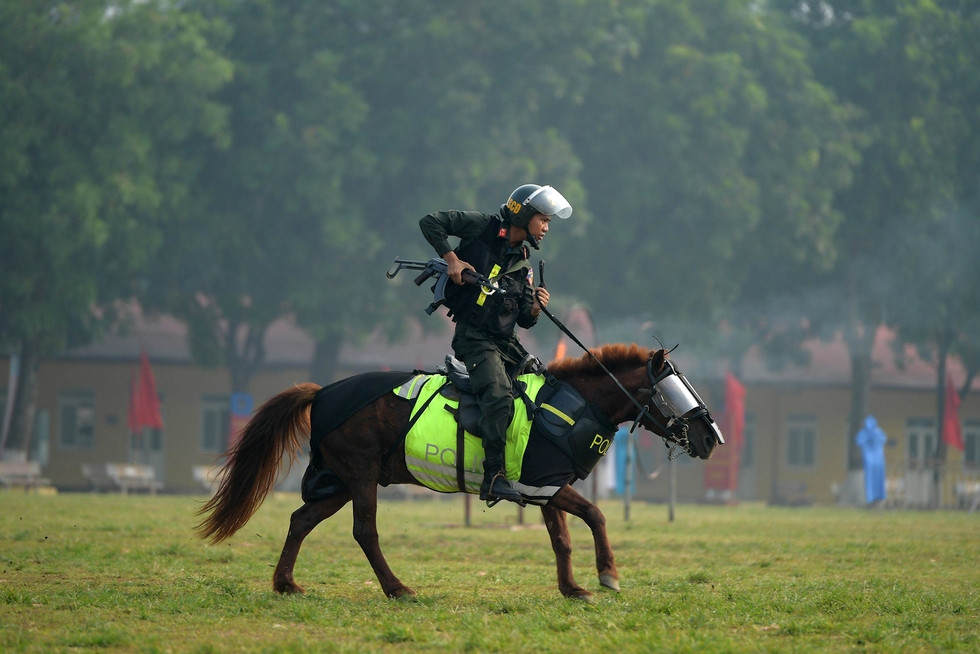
<box><xmin>547</xmin><ymin>344</ymin><xmax>724</xmax><ymax>460</ymax></box>
<box><xmin>639</xmin><ymin>349</ymin><xmax>723</xmax><ymax>460</ymax></box>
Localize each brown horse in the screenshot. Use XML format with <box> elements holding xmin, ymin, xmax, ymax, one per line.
<box><xmin>196</xmin><ymin>344</ymin><xmax>722</xmax><ymax>601</ymax></box>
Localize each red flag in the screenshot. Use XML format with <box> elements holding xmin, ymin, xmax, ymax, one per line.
<box><xmin>942</xmin><ymin>374</ymin><xmax>964</xmax><ymax>452</ymax></box>
<box><xmin>128</xmin><ymin>350</ymin><xmax>164</xmax><ymax>432</ymax></box>
<box><xmin>724</xmin><ymin>371</ymin><xmax>746</xmax><ymax>449</ymax></box>
<box><xmin>126</xmin><ymin>367</ymin><xmax>141</xmax><ymax>433</ymax></box>
<box><xmin>704</xmin><ymin>371</ymin><xmax>746</xmax><ymax>494</ymax></box>
<box><xmin>553</xmin><ymin>340</ymin><xmax>568</xmax><ymax>361</ymax></box>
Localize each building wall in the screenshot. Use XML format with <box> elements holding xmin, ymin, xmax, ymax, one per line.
<box><xmin>631</xmin><ymin>383</ymin><xmax>979</xmax><ymax>505</ymax></box>
<box><xmin>4</xmin><ymin>356</ymin><xmax>978</xmax><ymax>499</ymax></box>
<box><xmin>3</xmin><ymin>358</ymin><xmax>312</xmax><ymax>493</ymax></box>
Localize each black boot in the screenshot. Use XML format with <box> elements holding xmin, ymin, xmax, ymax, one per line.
<box><xmin>479</xmin><ymin>458</ymin><xmax>524</xmax><ymax>505</ymax></box>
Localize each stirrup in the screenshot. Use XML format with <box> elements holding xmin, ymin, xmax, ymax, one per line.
<box><xmin>482</xmin><ymin>470</ymin><xmax>525</xmax><ymax>507</ymax></box>
<box><xmin>479</xmin><ymin>469</ymin><xmax>505</xmax><ymax>504</ymax></box>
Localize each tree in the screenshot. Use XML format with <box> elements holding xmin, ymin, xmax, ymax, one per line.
<box><xmin>0</xmin><ymin>0</ymin><xmax>231</xmax><ymax>455</ymax></box>
<box><xmin>881</xmin><ymin>4</ymin><xmax>980</xmax><ymax>467</ymax></box>
<box><xmin>558</xmin><ymin>0</ymin><xmax>858</xmax><ymax>359</ymax></box>
<box><xmin>148</xmin><ymin>0</ymin><xmax>369</xmax><ymax>391</ymax></box>
<box><xmin>773</xmin><ymin>0</ymin><xmax>980</xmax><ymax>478</ymax></box>
<box><xmin>292</xmin><ymin>0</ymin><xmax>598</xmax><ymax>381</ymax></box>
<box><xmin>892</xmin><ymin>206</ymin><xmax>980</xmax><ymax>462</ymax></box>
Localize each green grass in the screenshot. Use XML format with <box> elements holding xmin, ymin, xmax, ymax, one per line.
<box><xmin>1</xmin><ymin>492</ymin><xmax>977</xmax><ymax>652</ymax></box>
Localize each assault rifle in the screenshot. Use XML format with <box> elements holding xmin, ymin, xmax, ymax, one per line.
<box><xmin>386</xmin><ymin>257</ymin><xmax>504</xmax><ymax>315</ymax></box>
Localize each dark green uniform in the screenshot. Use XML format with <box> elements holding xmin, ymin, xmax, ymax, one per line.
<box><xmin>420</xmin><ymin>210</ymin><xmax>540</xmax><ymax>492</ymax></box>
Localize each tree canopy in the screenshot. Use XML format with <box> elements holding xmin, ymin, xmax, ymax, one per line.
<box><xmin>2</xmin><ymin>0</ymin><xmax>978</xmax><ymax>459</ymax></box>
<box><xmin>0</xmin><ymin>0</ymin><xmax>231</xmax><ymax>450</ymax></box>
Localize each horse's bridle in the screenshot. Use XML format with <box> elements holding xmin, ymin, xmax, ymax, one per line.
<box><xmin>640</xmin><ymin>358</ymin><xmax>725</xmax><ymax>459</ymax></box>
<box><xmin>532</xmin><ymin>261</ymin><xmax>723</xmax><ymax>458</ymax></box>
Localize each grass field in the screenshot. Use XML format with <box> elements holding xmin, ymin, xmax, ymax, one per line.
<box><xmin>1</xmin><ymin>491</ymin><xmax>977</xmax><ymax>653</ymax></box>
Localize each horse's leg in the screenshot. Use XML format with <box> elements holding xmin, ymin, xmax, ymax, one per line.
<box><xmin>547</xmin><ymin>484</ymin><xmax>620</xmax><ymax>592</ymax></box>
<box><xmin>349</xmin><ymin>480</ymin><xmax>416</xmax><ymax>600</ymax></box>
<box><xmin>320</xmin><ymin>396</ymin><xmax>416</xmax><ymax>599</ymax></box>
<box><xmin>272</xmin><ymin>492</ymin><xmax>351</xmax><ymax>594</ymax></box>
<box><xmin>540</xmin><ymin>504</ymin><xmax>593</xmax><ymax>600</ymax></box>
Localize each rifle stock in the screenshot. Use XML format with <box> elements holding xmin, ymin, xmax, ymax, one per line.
<box><xmin>386</xmin><ymin>256</ymin><xmax>503</xmax><ymax>316</ymax></box>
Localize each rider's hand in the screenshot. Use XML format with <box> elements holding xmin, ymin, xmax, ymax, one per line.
<box><xmin>532</xmin><ymin>287</ymin><xmax>550</xmax><ymax>316</ymax></box>
<box><xmin>444</xmin><ymin>252</ymin><xmax>475</xmax><ymax>285</ymax></box>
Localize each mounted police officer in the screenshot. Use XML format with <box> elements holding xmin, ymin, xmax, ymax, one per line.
<box><xmin>419</xmin><ymin>184</ymin><xmax>572</xmax><ymax>504</ymax></box>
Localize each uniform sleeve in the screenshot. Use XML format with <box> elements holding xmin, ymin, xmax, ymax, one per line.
<box><xmin>516</xmin><ymin>272</ymin><xmax>539</xmax><ymax>329</ymax></box>
<box><xmin>419</xmin><ymin>211</ymin><xmax>491</xmax><ymax>257</ymax></box>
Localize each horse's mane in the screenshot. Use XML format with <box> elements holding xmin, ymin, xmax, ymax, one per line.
<box><xmin>547</xmin><ymin>343</ymin><xmax>655</xmax><ymax>377</ymax></box>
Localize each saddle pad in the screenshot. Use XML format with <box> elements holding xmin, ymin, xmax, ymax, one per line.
<box><xmin>309</xmin><ymin>371</ymin><xmax>416</xmax><ymax>457</ymax></box>
<box><xmin>402</xmin><ymin>373</ymin><xmax>546</xmax><ymax>493</ymax></box>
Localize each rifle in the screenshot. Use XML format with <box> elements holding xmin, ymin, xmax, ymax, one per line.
<box><xmin>386</xmin><ymin>257</ymin><xmax>504</xmax><ymax>315</ymax></box>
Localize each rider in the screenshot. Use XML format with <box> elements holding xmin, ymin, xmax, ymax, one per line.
<box><xmin>419</xmin><ymin>184</ymin><xmax>572</xmax><ymax>503</ymax></box>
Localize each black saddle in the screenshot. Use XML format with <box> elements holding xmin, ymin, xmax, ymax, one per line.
<box><xmin>436</xmin><ymin>354</ymin><xmax>541</xmax><ymax>437</ymax></box>
<box><xmin>441</xmin><ymin>355</ymin><xmax>474</xmax><ymax>394</ymax></box>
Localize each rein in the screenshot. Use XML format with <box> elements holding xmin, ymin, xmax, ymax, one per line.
<box><xmin>536</xmin><ymin>261</ymin><xmax>691</xmax><ymax>456</ymax></box>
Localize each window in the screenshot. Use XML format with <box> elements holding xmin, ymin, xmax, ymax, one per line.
<box><xmin>786</xmin><ymin>414</ymin><xmax>816</xmax><ymax>468</ymax></box>
<box><xmin>906</xmin><ymin>417</ymin><xmax>936</xmax><ymax>465</ymax></box>
<box><xmin>201</xmin><ymin>395</ymin><xmax>230</xmax><ymax>454</ymax></box>
<box><xmin>740</xmin><ymin>412</ymin><xmax>756</xmax><ymax>469</ymax></box>
<box><xmin>129</xmin><ymin>397</ymin><xmax>165</xmax><ymax>464</ymax></box>
<box><xmin>58</xmin><ymin>389</ymin><xmax>95</xmax><ymax>449</ymax></box>
<box><xmin>964</xmin><ymin>420</ymin><xmax>980</xmax><ymax>468</ymax></box>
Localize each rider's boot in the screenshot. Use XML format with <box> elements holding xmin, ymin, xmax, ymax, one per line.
<box><xmin>479</xmin><ymin>456</ymin><xmax>523</xmax><ymax>504</ymax></box>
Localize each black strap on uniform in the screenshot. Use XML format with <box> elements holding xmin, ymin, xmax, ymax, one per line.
<box><xmin>442</xmin><ymin>404</ymin><xmax>468</xmax><ymax>493</ymax></box>
<box><xmin>443</xmin><ymin>405</ymin><xmax>468</xmax><ymax>493</ymax></box>
<box><xmin>382</xmin><ymin>379</ymin><xmax>450</xmax><ymax>464</ymax></box>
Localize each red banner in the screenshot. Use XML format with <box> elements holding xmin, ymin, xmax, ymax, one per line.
<box><xmin>724</xmin><ymin>372</ymin><xmax>746</xmax><ymax>449</ymax></box>
<box><xmin>703</xmin><ymin>372</ymin><xmax>745</xmax><ymax>493</ymax></box>
<box><xmin>942</xmin><ymin>374</ymin><xmax>964</xmax><ymax>452</ymax></box>
<box><xmin>127</xmin><ymin>350</ymin><xmax>163</xmax><ymax>432</ymax></box>
<box><xmin>551</xmin><ymin>306</ymin><xmax>596</xmax><ymax>363</ymax></box>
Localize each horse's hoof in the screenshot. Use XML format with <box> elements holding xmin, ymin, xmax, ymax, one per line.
<box><xmin>599</xmin><ymin>574</ymin><xmax>620</xmax><ymax>592</ymax></box>
<box><xmin>564</xmin><ymin>588</ymin><xmax>594</xmax><ymax>602</ymax></box>
<box><xmin>388</xmin><ymin>586</ymin><xmax>418</xmax><ymax>601</ymax></box>
<box><xmin>273</xmin><ymin>579</ymin><xmax>305</xmax><ymax>595</ymax></box>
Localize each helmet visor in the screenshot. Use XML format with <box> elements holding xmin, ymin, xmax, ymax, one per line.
<box><xmin>524</xmin><ymin>185</ymin><xmax>572</xmax><ymax>220</ymax></box>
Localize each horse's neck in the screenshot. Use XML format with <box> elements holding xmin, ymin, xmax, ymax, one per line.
<box><xmin>563</xmin><ymin>369</ymin><xmax>644</xmax><ymax>425</ymax></box>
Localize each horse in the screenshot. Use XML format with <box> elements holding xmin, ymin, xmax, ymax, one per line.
<box><xmin>196</xmin><ymin>344</ymin><xmax>722</xmax><ymax>601</ymax></box>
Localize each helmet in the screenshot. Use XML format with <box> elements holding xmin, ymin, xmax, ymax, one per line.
<box><xmin>500</xmin><ymin>184</ymin><xmax>573</xmax><ymax>229</ymax></box>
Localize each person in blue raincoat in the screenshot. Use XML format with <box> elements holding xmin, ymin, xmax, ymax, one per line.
<box><xmin>856</xmin><ymin>416</ymin><xmax>887</xmax><ymax>504</ymax></box>
<box><xmin>614</xmin><ymin>425</ymin><xmax>636</xmax><ymax>496</ymax></box>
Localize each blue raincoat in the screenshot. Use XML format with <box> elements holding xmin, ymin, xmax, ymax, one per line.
<box><xmin>614</xmin><ymin>426</ymin><xmax>636</xmax><ymax>496</ymax></box>
<box><xmin>856</xmin><ymin>416</ymin><xmax>887</xmax><ymax>504</ymax></box>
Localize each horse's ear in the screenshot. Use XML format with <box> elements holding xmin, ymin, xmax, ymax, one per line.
<box><xmin>650</xmin><ymin>349</ymin><xmax>667</xmax><ymax>375</ymax></box>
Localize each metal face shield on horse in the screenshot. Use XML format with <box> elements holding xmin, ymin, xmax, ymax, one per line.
<box><xmin>646</xmin><ymin>359</ymin><xmax>724</xmax><ymax>459</ymax></box>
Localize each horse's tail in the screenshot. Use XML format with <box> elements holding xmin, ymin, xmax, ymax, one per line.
<box><xmin>195</xmin><ymin>383</ymin><xmax>320</xmax><ymax>543</ymax></box>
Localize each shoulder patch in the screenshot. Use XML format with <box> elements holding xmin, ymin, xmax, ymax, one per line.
<box><xmin>498</xmin><ymin>227</ymin><xmax>508</xmax><ymax>238</ymax></box>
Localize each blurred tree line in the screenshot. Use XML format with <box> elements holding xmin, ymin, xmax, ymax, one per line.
<box><xmin>1</xmin><ymin>0</ymin><xmax>978</xmax><ymax>467</ymax></box>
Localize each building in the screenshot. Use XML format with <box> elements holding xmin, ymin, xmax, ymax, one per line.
<box><xmin>627</xmin><ymin>327</ymin><xmax>980</xmax><ymax>508</ymax></box>
<box><xmin>2</xmin><ymin>315</ymin><xmax>978</xmax><ymax>505</ymax></box>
